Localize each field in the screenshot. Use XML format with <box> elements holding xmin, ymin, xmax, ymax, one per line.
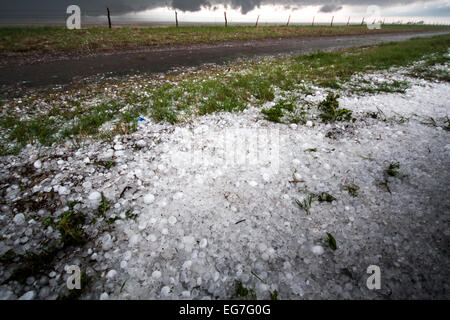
<box><xmin>0</xmin><ymin>24</ymin><xmax>448</xmax><ymax>55</ymax></box>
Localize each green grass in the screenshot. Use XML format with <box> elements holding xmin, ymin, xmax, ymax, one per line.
<box><xmin>324</xmin><ymin>233</ymin><xmax>338</xmax><ymax>251</ymax></box>
<box><xmin>234</xmin><ymin>281</ymin><xmax>257</xmax><ymax>300</ymax></box>
<box><xmin>296</xmin><ymin>195</ymin><xmax>315</xmax><ymax>215</ymax></box>
<box><xmin>386</xmin><ymin>162</ymin><xmax>401</xmax><ymax>177</ymax></box>
<box><xmin>1</xmin><ymin>34</ymin><xmax>449</xmax><ymax>155</ymax></box>
<box><xmin>318</xmin><ymin>93</ymin><xmax>354</xmax><ymax>123</ymax></box>
<box><xmin>344</xmin><ymin>183</ymin><xmax>360</xmax><ymax>197</ymax></box>
<box><xmin>0</xmin><ymin>25</ymin><xmax>446</xmax><ymax>56</ymax></box>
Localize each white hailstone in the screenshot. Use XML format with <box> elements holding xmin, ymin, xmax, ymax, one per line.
<box><xmin>106</xmin><ymin>270</ymin><xmax>117</xmax><ymax>279</ymax></box>
<box><xmin>101</xmin><ymin>149</ymin><xmax>114</xmax><ymax>160</ymax></box>
<box><xmin>83</xmin><ymin>157</ymin><xmax>90</xmax><ymax>164</ymax></box>
<box><xmin>58</xmin><ymin>186</ymin><xmax>70</xmax><ymax>196</ymax></box>
<box><xmin>120</xmin><ymin>261</ymin><xmax>128</xmax><ymax>269</ymax></box>
<box><xmin>283</xmin><ymin>194</ymin><xmax>290</xmax><ymax>200</ymax></box>
<box><xmin>173</xmin><ymin>192</ymin><xmax>183</xmax><ymax>200</ymax></box>
<box><xmin>311</xmin><ymin>245</ymin><xmax>324</xmax><ymax>255</ymax></box>
<box><xmin>13</xmin><ymin>213</ymin><xmax>25</xmax><ymax>225</ymax></box>
<box><xmin>136</xmin><ymin>140</ymin><xmax>146</xmax><ymax>148</ymax></box>
<box><xmin>168</xmin><ymin>216</ymin><xmax>177</xmax><ymax>225</ymax></box>
<box><xmin>258</xmin><ymin>243</ymin><xmax>267</xmax><ymax>252</ymax></box>
<box><xmin>183</xmin><ymin>236</ymin><xmax>195</xmax><ymax>245</ymax></box>
<box><xmin>102</xmin><ymin>234</ymin><xmax>113</xmax><ymax>251</ymax></box>
<box><xmin>324</xmin><ymin>163</ymin><xmax>331</xmax><ymax>170</ymax></box>
<box><xmin>248</xmin><ymin>181</ymin><xmax>258</xmax><ymax>187</ymax></box>
<box><xmin>199</xmin><ymin>239</ymin><xmax>208</xmax><ymax>248</ymax></box>
<box><xmin>33</xmin><ymin>160</ymin><xmax>42</xmax><ymax>169</ymax></box>
<box><xmin>148</xmin><ymin>234</ymin><xmax>157</xmax><ymax>242</ymax></box>
<box><xmin>18</xmin><ymin>291</ymin><xmax>35</xmax><ymax>300</ymax></box>
<box><xmin>262</xmin><ymin>173</ymin><xmax>270</xmax><ymax>182</ymax></box>
<box><xmin>138</xmin><ymin>221</ymin><xmax>147</xmax><ymax>231</ymax></box>
<box><xmin>143</xmin><ymin>193</ymin><xmax>155</xmax><ymax>204</ymax></box>
<box><xmin>129</xmin><ymin>234</ymin><xmax>140</xmax><ymax>247</ymax></box>
<box><xmin>290</xmin><ymin>124</ymin><xmax>298</xmax><ymax>130</ymax></box>
<box><xmin>115</xmin><ymin>150</ymin><xmax>125</xmax><ymax>157</ymax></box>
<box><xmin>0</xmin><ymin>288</ymin><xmax>14</xmax><ymax>300</ymax></box>
<box><xmin>292</xmin><ymin>159</ymin><xmax>301</xmax><ymax>166</ymax></box>
<box><xmin>160</xmin><ymin>286</ymin><xmax>171</xmax><ymax>297</ymax></box>
<box><xmin>294</xmin><ymin>173</ymin><xmax>302</xmax><ymax>181</ymax></box>
<box><xmin>114</xmin><ymin>144</ymin><xmax>124</xmax><ymax>151</ymax></box>
<box><xmin>152</xmin><ymin>270</ymin><xmax>162</xmax><ymax>279</ymax></box>
<box><xmin>182</xmin><ymin>260</ymin><xmax>192</xmax><ymax>269</ymax></box>
<box><xmin>100</xmin><ymin>292</ymin><xmax>109</xmax><ymax>300</ymax></box>
<box><xmin>306</xmin><ymin>121</ymin><xmax>313</xmax><ymax>127</ymax></box>
<box><xmin>49</xmin><ymin>271</ymin><xmax>56</xmax><ymax>278</ymax></box>
<box><xmin>124</xmin><ymin>251</ymin><xmax>132</xmax><ymax>261</ymax></box>
<box><xmin>88</xmin><ymin>191</ymin><xmax>102</xmax><ymax>206</ymax></box>
<box><xmin>82</xmin><ymin>181</ymin><xmax>92</xmax><ymax>189</ymax></box>
<box><xmin>182</xmin><ymin>291</ymin><xmax>190</xmax><ymax>298</ymax></box>
<box><xmin>161</xmin><ymin>228</ymin><xmax>168</xmax><ymax>235</ymax></box>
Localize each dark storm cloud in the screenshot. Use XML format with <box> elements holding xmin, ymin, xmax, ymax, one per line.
<box><xmin>0</xmin><ymin>1</ymin><xmax>447</xmax><ymax>16</ymax></box>
<box><xmin>319</xmin><ymin>4</ymin><xmax>343</xmax><ymax>13</ymax></box>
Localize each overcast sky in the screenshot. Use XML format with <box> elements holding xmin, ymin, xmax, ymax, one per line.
<box><xmin>0</xmin><ymin>1</ymin><xmax>449</xmax><ymax>24</ymax></box>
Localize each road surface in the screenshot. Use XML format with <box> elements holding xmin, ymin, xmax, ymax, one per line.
<box><xmin>0</xmin><ymin>30</ymin><xmax>449</xmax><ymax>92</ymax></box>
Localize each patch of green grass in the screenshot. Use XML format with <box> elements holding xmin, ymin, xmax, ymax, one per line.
<box><xmin>57</xmin><ymin>210</ymin><xmax>86</xmax><ymax>247</ymax></box>
<box><xmin>270</xmin><ymin>290</ymin><xmax>279</xmax><ymax>300</ymax></box>
<box><xmin>304</xmin><ymin>148</ymin><xmax>318</xmax><ymax>153</ymax></box>
<box><xmin>261</xmin><ymin>98</ymin><xmax>295</xmax><ymax>123</ymax></box>
<box><xmin>353</xmin><ymin>79</ymin><xmax>410</xmax><ymax>94</ymax></box>
<box><xmin>318</xmin><ymin>93</ymin><xmax>354</xmax><ymax>123</ymax></box>
<box><xmin>42</xmin><ymin>217</ymin><xmax>55</xmax><ymax>229</ymax></box>
<box><xmin>324</xmin><ymin>233</ymin><xmax>338</xmax><ymax>251</ymax></box>
<box><xmin>315</xmin><ymin>192</ymin><xmax>336</xmax><ymax>203</ymax></box>
<box><xmin>125</xmin><ymin>209</ymin><xmax>138</xmax><ymax>221</ymax></box>
<box><xmin>234</xmin><ymin>281</ymin><xmax>257</xmax><ymax>300</ymax></box>
<box><xmin>295</xmin><ymin>195</ymin><xmax>315</xmax><ymax>215</ymax></box>
<box><xmin>94</xmin><ymin>160</ymin><xmax>117</xmax><ymax>170</ymax></box>
<box><xmin>97</xmin><ymin>193</ymin><xmax>110</xmax><ymax>218</ymax></box>
<box><xmin>386</xmin><ymin>162</ymin><xmax>401</xmax><ymax>177</ymax></box>
<box><xmin>344</xmin><ymin>183</ymin><xmax>360</xmax><ymax>197</ymax></box>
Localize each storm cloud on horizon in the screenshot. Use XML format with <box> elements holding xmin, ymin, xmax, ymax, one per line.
<box><xmin>0</xmin><ymin>0</ymin><xmax>449</xmax><ymax>18</ymax></box>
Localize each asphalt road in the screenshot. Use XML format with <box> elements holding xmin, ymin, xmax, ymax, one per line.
<box><xmin>1</xmin><ymin>30</ymin><xmax>449</xmax><ymax>91</ymax></box>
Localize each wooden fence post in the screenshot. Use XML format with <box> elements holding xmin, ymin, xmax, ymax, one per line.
<box><xmin>287</xmin><ymin>15</ymin><xmax>291</xmax><ymax>26</ymax></box>
<box><xmin>347</xmin><ymin>17</ymin><xmax>350</xmax><ymax>26</ymax></box>
<box><xmin>175</xmin><ymin>11</ymin><xmax>178</xmax><ymax>27</ymax></box>
<box><xmin>330</xmin><ymin>16</ymin><xmax>334</xmax><ymax>27</ymax></box>
<box><xmin>224</xmin><ymin>11</ymin><xmax>228</xmax><ymax>27</ymax></box>
<box><xmin>312</xmin><ymin>16</ymin><xmax>315</xmax><ymax>26</ymax></box>
<box><xmin>255</xmin><ymin>15</ymin><xmax>260</xmax><ymax>27</ymax></box>
<box><xmin>107</xmin><ymin>7</ymin><xmax>112</xmax><ymax>28</ymax></box>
